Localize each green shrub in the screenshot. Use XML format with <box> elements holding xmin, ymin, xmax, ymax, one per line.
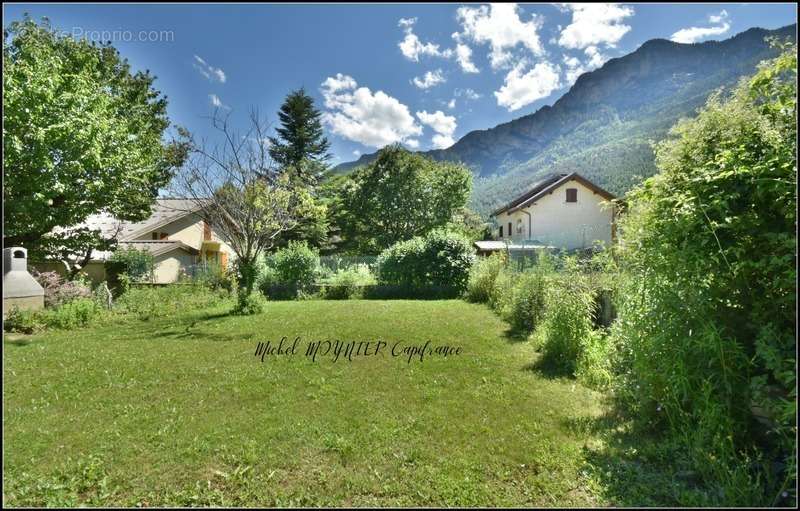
<box><xmin>535</xmin><ymin>269</ymin><xmax>597</xmax><ymax>374</ymax></box>
<box><xmin>272</xmin><ymin>241</ymin><xmax>320</xmax><ymax>292</ymax></box>
<box><xmin>113</xmin><ymin>284</ymin><xmax>227</xmax><ymax>320</ymax></box>
<box><xmin>488</xmin><ymin>268</ymin><xmax>515</xmax><ymax>315</ymax></box>
<box><xmin>3</xmin><ymin>306</ymin><xmax>45</xmax><ymax>334</ymax></box>
<box><xmin>504</xmin><ymin>268</ymin><xmax>549</xmax><ymax>336</ymax></box>
<box><xmin>608</xmin><ymin>45</ymin><xmax>797</xmax><ymax>504</ymax></box>
<box><xmin>190</xmin><ymin>261</ymin><xmax>235</xmax><ymax>292</ymax></box>
<box><xmin>575</xmin><ymin>329</ymin><xmax>614</xmax><ymax>390</ymax></box>
<box><xmin>107</xmin><ymin>248</ymin><xmax>155</xmax><ymax>286</ymax></box>
<box><xmin>321</xmin><ymin>265</ymin><xmax>376</xmax><ymax>299</ymax></box>
<box><xmin>377</xmin><ymin>230</ymin><xmax>474</xmax><ymax>296</ymax></box>
<box><xmin>466</xmin><ymin>252</ymin><xmax>507</xmax><ymax>303</ymax></box>
<box><xmin>39</xmin><ymin>298</ymin><xmax>104</xmax><ymax>329</ymax></box>
<box><xmin>232</xmin><ymin>291</ymin><xmax>267</xmax><ymax>315</ymax></box>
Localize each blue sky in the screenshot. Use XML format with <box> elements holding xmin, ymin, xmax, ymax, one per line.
<box><xmin>3</xmin><ymin>3</ymin><xmax>797</xmax><ymax>164</ymax></box>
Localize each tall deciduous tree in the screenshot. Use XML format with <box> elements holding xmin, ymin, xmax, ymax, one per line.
<box><xmin>268</xmin><ymin>87</ymin><xmax>330</xmax><ymax>185</ymax></box>
<box><xmin>338</xmin><ymin>145</ymin><xmax>473</xmax><ymax>254</ymax></box>
<box><xmin>3</xmin><ymin>17</ymin><xmax>187</xmax><ymax>271</ymax></box>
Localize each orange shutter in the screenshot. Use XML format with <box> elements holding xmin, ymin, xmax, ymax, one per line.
<box><xmin>203</xmin><ymin>220</ymin><xmax>212</xmax><ymax>241</ymax></box>
<box><xmin>220</xmin><ymin>252</ymin><xmax>228</xmax><ymax>271</ymax></box>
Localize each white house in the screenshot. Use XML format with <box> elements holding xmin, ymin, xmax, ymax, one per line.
<box><xmin>479</xmin><ymin>173</ymin><xmax>617</xmax><ymax>252</ymax></box>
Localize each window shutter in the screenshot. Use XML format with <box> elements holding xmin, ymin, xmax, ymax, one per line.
<box><xmin>566</xmin><ymin>188</ymin><xmax>578</xmax><ymax>203</ymax></box>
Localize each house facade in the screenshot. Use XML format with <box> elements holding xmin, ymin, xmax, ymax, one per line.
<box><xmin>36</xmin><ymin>199</ymin><xmax>235</xmax><ymax>284</ymax></box>
<box><xmin>485</xmin><ymin>173</ymin><xmax>616</xmax><ymax>251</ymax></box>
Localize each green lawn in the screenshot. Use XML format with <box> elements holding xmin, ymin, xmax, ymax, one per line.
<box><xmin>5</xmin><ymin>300</ymin><xmax>622</xmax><ymax>506</ymax></box>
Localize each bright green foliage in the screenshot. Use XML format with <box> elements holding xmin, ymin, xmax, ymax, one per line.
<box><xmin>534</xmin><ymin>263</ymin><xmax>597</xmax><ymax>374</ymax></box>
<box><xmin>575</xmin><ymin>330</ymin><xmax>614</xmax><ymax>390</ymax></box>
<box><xmin>113</xmin><ymin>283</ymin><xmax>229</xmax><ymax>321</ymax></box>
<box><xmin>3</xmin><ymin>17</ymin><xmax>187</xmax><ymax>261</ymax></box>
<box><xmin>445</xmin><ymin>207</ymin><xmax>492</xmax><ymax>242</ymax></box>
<box><xmin>339</xmin><ymin>145</ymin><xmax>472</xmax><ymax>253</ymax></box>
<box><xmin>320</xmin><ymin>265</ymin><xmax>376</xmax><ymax>299</ymax></box>
<box><xmin>466</xmin><ymin>253</ymin><xmax>507</xmax><ymax>303</ymax></box>
<box><xmin>268</xmin><ymin>88</ymin><xmax>331</xmax><ymax>174</ymax></box>
<box><xmin>231</xmin><ymin>292</ymin><xmax>268</xmax><ymax>316</ymax></box>
<box><xmin>610</xmin><ymin>43</ymin><xmax>797</xmax><ymax>505</ymax></box>
<box><xmin>503</xmin><ymin>265</ymin><xmax>551</xmax><ymax>337</ymax></box>
<box><xmin>107</xmin><ymin>248</ymin><xmax>155</xmax><ymax>284</ymax></box>
<box><xmin>376</xmin><ymin>230</ymin><xmax>475</xmax><ymax>293</ymax></box>
<box><xmin>4</xmin><ymin>298</ymin><xmax>106</xmax><ymax>333</ymax></box>
<box><xmin>271</xmin><ymin>241</ymin><xmax>320</xmax><ymax>291</ymax></box>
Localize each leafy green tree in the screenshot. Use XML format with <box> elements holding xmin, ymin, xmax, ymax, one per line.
<box><xmin>3</xmin><ymin>17</ymin><xmax>187</xmax><ymax>271</ymax></box>
<box><xmin>268</xmin><ymin>88</ymin><xmax>331</xmax><ymax>183</ymax></box>
<box><xmin>339</xmin><ymin>145</ymin><xmax>473</xmax><ymax>254</ymax></box>
<box><xmin>611</xmin><ymin>42</ymin><xmax>796</xmax><ymax>505</ymax></box>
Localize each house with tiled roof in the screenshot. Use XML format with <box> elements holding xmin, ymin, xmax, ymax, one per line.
<box><xmin>37</xmin><ymin>199</ymin><xmax>235</xmax><ymax>284</ymax></box>
<box><xmin>475</xmin><ymin>173</ymin><xmax>617</xmax><ymax>253</ymax></box>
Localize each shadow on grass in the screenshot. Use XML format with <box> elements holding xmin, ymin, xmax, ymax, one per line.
<box><xmin>502</xmin><ymin>327</ymin><xmax>529</xmax><ymax>343</ymax></box>
<box><xmin>567</xmin><ymin>405</ymin><xmax>714</xmax><ymax>507</ymax></box>
<box><xmin>4</xmin><ymin>336</ymin><xmax>35</xmax><ymax>347</ymax></box>
<box><xmin>521</xmin><ymin>355</ymin><xmax>574</xmax><ymax>380</ymax></box>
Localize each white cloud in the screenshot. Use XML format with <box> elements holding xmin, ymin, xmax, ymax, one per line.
<box><xmin>447</xmin><ymin>98</ymin><xmax>456</xmax><ymax>109</ymax></box>
<box><xmin>709</xmin><ymin>9</ymin><xmax>729</xmax><ymax>24</ymax></box>
<box><xmin>320</xmin><ymin>73</ymin><xmax>422</xmax><ymax>148</ymax></box>
<box><xmin>353</xmin><ymin>149</ymin><xmax>361</xmax><ymax>157</ymax></box>
<box><xmin>398</xmin><ymin>17</ymin><xmax>453</xmax><ymax>62</ymax></box>
<box><xmin>563</xmin><ymin>45</ymin><xmax>607</xmax><ymax>84</ymax></box>
<box><xmin>416</xmin><ymin>110</ymin><xmax>457</xmax><ymax>149</ymax></box>
<box><xmin>193</xmin><ymin>55</ymin><xmax>226</xmax><ymax>83</ymax></box>
<box><xmin>208</xmin><ymin>94</ymin><xmax>231</xmax><ymax>110</ymax></box>
<box><xmin>431</xmin><ymin>134</ymin><xmax>456</xmax><ymax>149</ymax></box>
<box><xmin>456</xmin><ymin>3</ymin><xmax>544</xmax><ymax>70</ymax></box>
<box><xmin>670</xmin><ymin>10</ymin><xmax>731</xmax><ymax>44</ymax></box>
<box><xmin>455</xmin><ymin>88</ymin><xmax>482</xmax><ymax>100</ymax></box>
<box><xmin>406</xmin><ymin>139</ymin><xmax>420</xmax><ymax>149</ymax></box>
<box><xmin>455</xmin><ymin>42</ymin><xmax>479</xmax><ymax>73</ymax></box>
<box><xmin>558</xmin><ymin>4</ymin><xmax>634</xmax><ymax>50</ymax></box>
<box><xmin>495</xmin><ymin>61</ymin><xmax>561</xmax><ymax>112</ymax></box>
<box><xmin>412</xmin><ymin>69</ymin><xmax>446</xmax><ymax>89</ymax></box>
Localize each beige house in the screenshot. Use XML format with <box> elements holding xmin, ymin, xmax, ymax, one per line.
<box><xmin>480</xmin><ymin>173</ymin><xmax>617</xmax><ymax>252</ymax></box>
<box><xmin>37</xmin><ymin>199</ymin><xmax>235</xmax><ymax>284</ymax></box>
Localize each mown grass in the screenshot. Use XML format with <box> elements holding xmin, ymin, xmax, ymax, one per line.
<box><xmin>4</xmin><ymin>299</ymin><xmax>616</xmax><ymax>507</ymax></box>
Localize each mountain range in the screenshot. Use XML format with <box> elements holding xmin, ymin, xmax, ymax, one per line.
<box><xmin>333</xmin><ymin>24</ymin><xmax>796</xmax><ymax>216</ymax></box>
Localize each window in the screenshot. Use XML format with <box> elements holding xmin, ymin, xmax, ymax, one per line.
<box><xmin>566</xmin><ymin>188</ymin><xmax>578</xmax><ymax>203</ymax></box>
<box><xmin>152</xmin><ymin>232</ymin><xmax>158</xmax><ymax>240</ymax></box>
<box><xmin>508</xmin><ymin>222</ymin><xmax>512</xmax><ymax>237</ymax></box>
<box><xmin>499</xmin><ymin>225</ymin><xmax>504</xmax><ymax>238</ymax></box>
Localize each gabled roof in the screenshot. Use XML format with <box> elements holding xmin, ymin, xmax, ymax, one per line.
<box><xmin>77</xmin><ymin>199</ymin><xmax>201</xmax><ymax>241</ymax></box>
<box><xmin>491</xmin><ymin>173</ymin><xmax>615</xmax><ymax>216</ymax></box>
<box><xmin>119</xmin><ymin>240</ymin><xmax>200</xmax><ymax>258</ymax></box>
